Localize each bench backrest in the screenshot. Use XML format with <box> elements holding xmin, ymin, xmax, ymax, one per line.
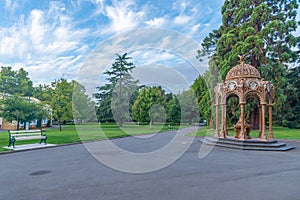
<box><xmin>9</xmin><ymin>130</ymin><xmax>42</xmax><ymax>137</ymax></box>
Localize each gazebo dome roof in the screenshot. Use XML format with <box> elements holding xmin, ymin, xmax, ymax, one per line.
<box><xmin>225</xmin><ymin>63</ymin><xmax>261</xmax><ymax>81</ymax></box>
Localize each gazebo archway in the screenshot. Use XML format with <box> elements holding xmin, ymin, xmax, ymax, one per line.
<box><xmin>245</xmin><ymin>92</ymin><xmax>260</xmax><ymax>130</ymax></box>
<box><xmin>226</xmin><ymin>92</ymin><xmax>240</xmax><ymax>126</ymax></box>
<box><xmin>214</xmin><ymin>58</ymin><xmax>274</xmax><ymax>141</ymax></box>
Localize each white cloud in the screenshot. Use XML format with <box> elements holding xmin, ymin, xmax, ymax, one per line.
<box><xmin>5</xmin><ymin>0</ymin><xmax>18</xmax><ymax>11</ymax></box>
<box><xmin>49</xmin><ymin>1</ymin><xmax>66</xmax><ymax>13</ymax></box>
<box><xmin>90</xmin><ymin>0</ymin><xmax>105</xmax><ymax>14</ymax></box>
<box><xmin>0</xmin><ymin>0</ymin><xmax>224</xmax><ymax>87</ymax></box>
<box><xmin>172</xmin><ymin>1</ymin><xmax>189</xmax><ymax>13</ymax></box>
<box><xmin>131</xmin><ymin>50</ymin><xmax>177</xmax><ymax>66</ymax></box>
<box><xmin>0</xmin><ymin>1</ymin><xmax>90</xmax><ymax>85</ymax></box>
<box><xmin>174</xmin><ymin>15</ymin><xmax>192</xmax><ymax>24</ymax></box>
<box><xmin>92</xmin><ymin>0</ymin><xmax>146</xmax><ymax>33</ymax></box>
<box><xmin>29</xmin><ymin>9</ymin><xmax>45</xmax><ymax>45</ymax></box>
<box><xmin>190</xmin><ymin>23</ymin><xmax>201</xmax><ymax>35</ymax></box>
<box><xmin>77</xmin><ymin>28</ymin><xmax>203</xmax><ymax>96</ymax></box>
<box><xmin>145</xmin><ymin>17</ymin><xmax>167</xmax><ymax>27</ymax></box>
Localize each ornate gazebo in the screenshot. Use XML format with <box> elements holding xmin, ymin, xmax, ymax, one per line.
<box><xmin>214</xmin><ymin>58</ymin><xmax>274</xmax><ymax>140</ymax></box>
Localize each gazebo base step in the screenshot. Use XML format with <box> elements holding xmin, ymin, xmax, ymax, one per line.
<box><xmin>199</xmin><ymin>137</ymin><xmax>294</xmax><ymax>151</ymax></box>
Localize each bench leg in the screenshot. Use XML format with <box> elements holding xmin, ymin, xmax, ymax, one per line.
<box><xmin>40</xmin><ymin>137</ymin><xmax>47</xmax><ymax>145</ymax></box>
<box><xmin>8</xmin><ymin>138</ymin><xmax>16</xmax><ymax>148</ymax></box>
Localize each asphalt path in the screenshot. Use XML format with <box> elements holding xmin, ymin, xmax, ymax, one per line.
<box><xmin>1</xmin><ymin>127</ymin><xmax>300</xmax><ymax>200</ymax></box>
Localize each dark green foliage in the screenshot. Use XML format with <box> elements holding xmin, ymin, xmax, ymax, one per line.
<box><xmin>176</xmin><ymin>89</ymin><xmax>200</xmax><ymax>125</ymax></box>
<box><xmin>50</xmin><ymin>78</ymin><xmax>73</xmax><ymax>130</ymax></box>
<box><xmin>0</xmin><ymin>95</ymin><xmax>46</xmax><ymax>130</ymax></box>
<box><xmin>32</xmin><ymin>79</ymin><xmax>76</xmax><ymax>130</ymax></box>
<box><xmin>167</xmin><ymin>95</ymin><xmax>181</xmax><ymax>124</ymax></box>
<box><xmin>132</xmin><ymin>86</ymin><xmax>167</xmax><ymax>124</ymax></box>
<box><xmin>72</xmin><ymin>81</ymin><xmax>96</xmax><ymax>123</ymax></box>
<box><xmin>192</xmin><ymin>75</ymin><xmax>210</xmax><ymax>124</ymax></box>
<box><xmin>197</xmin><ymin>0</ymin><xmax>300</xmax><ymax>126</ymax></box>
<box><xmin>283</xmin><ymin>67</ymin><xmax>300</xmax><ymax>128</ymax></box>
<box><xmin>32</xmin><ymin>84</ymin><xmax>53</xmax><ymax>102</ymax></box>
<box><xmin>0</xmin><ymin>66</ymin><xmax>33</xmax><ymax>96</ymax></box>
<box><xmin>94</xmin><ymin>53</ymin><xmax>138</xmax><ymax>126</ymax></box>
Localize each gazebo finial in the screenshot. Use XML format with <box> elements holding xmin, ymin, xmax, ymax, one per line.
<box><xmin>238</xmin><ymin>54</ymin><xmax>244</xmax><ymax>64</ymax></box>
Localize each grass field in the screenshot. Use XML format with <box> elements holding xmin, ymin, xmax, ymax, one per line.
<box><xmin>193</xmin><ymin>126</ymin><xmax>300</xmax><ymax>140</ymax></box>
<box><xmin>0</xmin><ymin>123</ymin><xmax>184</xmax><ymax>152</ymax></box>
<box><xmin>1</xmin><ymin>124</ymin><xmax>299</xmax><ymax>153</ymax></box>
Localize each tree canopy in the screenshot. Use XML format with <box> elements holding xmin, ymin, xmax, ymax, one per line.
<box><xmin>49</xmin><ymin>78</ymin><xmax>73</xmax><ymax>130</ymax></box>
<box><xmin>0</xmin><ymin>95</ymin><xmax>46</xmax><ymax>130</ymax></box>
<box><xmin>72</xmin><ymin>81</ymin><xmax>96</xmax><ymax>123</ymax></box>
<box><xmin>132</xmin><ymin>86</ymin><xmax>167</xmax><ymax>125</ymax></box>
<box><xmin>0</xmin><ymin>66</ymin><xmax>33</xmax><ymax>96</ymax></box>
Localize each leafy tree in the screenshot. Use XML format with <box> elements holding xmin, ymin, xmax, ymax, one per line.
<box><xmin>176</xmin><ymin>89</ymin><xmax>200</xmax><ymax>124</ymax></box>
<box><xmin>0</xmin><ymin>66</ymin><xmax>33</xmax><ymax>96</ymax></box>
<box><xmin>149</xmin><ymin>104</ymin><xmax>167</xmax><ymax>124</ymax></box>
<box><xmin>32</xmin><ymin>84</ymin><xmax>53</xmax><ymax>102</ymax></box>
<box><xmin>16</xmin><ymin>68</ymin><xmax>34</xmax><ymax>96</ymax></box>
<box><xmin>50</xmin><ymin>78</ymin><xmax>73</xmax><ymax>130</ymax></box>
<box><xmin>192</xmin><ymin>75</ymin><xmax>210</xmax><ymax>124</ymax></box>
<box><xmin>96</xmin><ymin>96</ymin><xmax>113</xmax><ymax>122</ymax></box>
<box><xmin>72</xmin><ymin>81</ymin><xmax>96</xmax><ymax>123</ymax></box>
<box><xmin>167</xmin><ymin>95</ymin><xmax>181</xmax><ymax>124</ymax></box>
<box><xmin>0</xmin><ymin>95</ymin><xmax>46</xmax><ymax>130</ymax></box>
<box><xmin>197</xmin><ymin>0</ymin><xmax>300</xmax><ymax>125</ymax></box>
<box><xmin>132</xmin><ymin>86</ymin><xmax>167</xmax><ymax>125</ymax></box>
<box><xmin>0</xmin><ymin>66</ymin><xmax>17</xmax><ymax>94</ymax></box>
<box><xmin>94</xmin><ymin>53</ymin><xmax>138</xmax><ymax>126</ymax></box>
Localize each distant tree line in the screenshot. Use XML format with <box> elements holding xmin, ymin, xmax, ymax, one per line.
<box><xmin>94</xmin><ymin>45</ymin><xmax>299</xmax><ymax>129</ymax></box>
<box><xmin>0</xmin><ymin>66</ymin><xmax>94</xmax><ymax>130</ymax></box>
<box><xmin>94</xmin><ymin>53</ymin><xmax>201</xmax><ymax>126</ymax></box>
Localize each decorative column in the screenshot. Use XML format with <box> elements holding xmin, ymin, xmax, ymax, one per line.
<box><xmin>268</xmin><ymin>104</ymin><xmax>274</xmax><ymax>139</ymax></box>
<box><xmin>215</xmin><ymin>103</ymin><xmax>219</xmax><ymax>137</ymax></box>
<box><xmin>261</xmin><ymin>103</ymin><xmax>267</xmax><ymax>140</ymax></box>
<box><xmin>220</xmin><ymin>103</ymin><xmax>226</xmax><ymax>138</ymax></box>
<box><xmin>258</xmin><ymin>105</ymin><xmax>262</xmax><ymax>138</ymax></box>
<box><xmin>224</xmin><ymin>104</ymin><xmax>228</xmax><ymax>136</ymax></box>
<box><xmin>240</xmin><ymin>102</ymin><xmax>246</xmax><ymax>140</ymax></box>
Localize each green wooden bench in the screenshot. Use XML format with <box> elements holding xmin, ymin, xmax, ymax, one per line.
<box><xmin>8</xmin><ymin>129</ymin><xmax>47</xmax><ymax>148</ymax></box>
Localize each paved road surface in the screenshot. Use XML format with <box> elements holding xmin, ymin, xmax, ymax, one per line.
<box><xmin>1</xmin><ymin>127</ymin><xmax>300</xmax><ymax>200</ymax></box>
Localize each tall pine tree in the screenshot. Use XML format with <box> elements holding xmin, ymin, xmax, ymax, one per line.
<box><xmin>94</xmin><ymin>53</ymin><xmax>138</xmax><ymax>126</ymax></box>
<box><xmin>284</xmin><ymin>66</ymin><xmax>300</xmax><ymax>128</ymax></box>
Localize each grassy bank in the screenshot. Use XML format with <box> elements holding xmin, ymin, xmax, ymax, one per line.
<box><xmin>0</xmin><ymin>123</ymin><xmax>183</xmax><ymax>152</ymax></box>
<box><xmin>193</xmin><ymin>126</ymin><xmax>300</xmax><ymax>140</ymax></box>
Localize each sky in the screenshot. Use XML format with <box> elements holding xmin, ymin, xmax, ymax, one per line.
<box><xmin>0</xmin><ymin>0</ymin><xmax>299</xmax><ymax>94</ymax></box>
<box><xmin>0</xmin><ymin>0</ymin><xmax>224</xmax><ymax>89</ymax></box>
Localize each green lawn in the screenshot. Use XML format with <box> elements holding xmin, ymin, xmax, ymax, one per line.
<box><xmin>1</xmin><ymin>124</ymin><xmax>299</xmax><ymax>153</ymax></box>
<box><xmin>193</xmin><ymin>126</ymin><xmax>300</xmax><ymax>140</ymax></box>
<box><xmin>0</xmin><ymin>123</ymin><xmax>184</xmax><ymax>152</ymax></box>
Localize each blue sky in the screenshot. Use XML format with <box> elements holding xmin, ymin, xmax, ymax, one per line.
<box><xmin>0</xmin><ymin>0</ymin><xmax>225</xmax><ymax>87</ymax></box>
<box><xmin>0</xmin><ymin>0</ymin><xmax>299</xmax><ymax>91</ymax></box>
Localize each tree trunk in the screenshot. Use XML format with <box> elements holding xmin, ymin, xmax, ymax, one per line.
<box><xmin>17</xmin><ymin>119</ymin><xmax>20</xmax><ymax>130</ymax></box>
<box><xmin>118</xmin><ymin>119</ymin><xmax>123</xmax><ymax>127</ymax></box>
<box><xmin>58</xmin><ymin>113</ymin><xmax>62</xmax><ymax>131</ymax></box>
